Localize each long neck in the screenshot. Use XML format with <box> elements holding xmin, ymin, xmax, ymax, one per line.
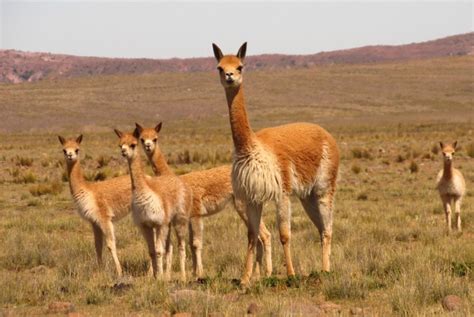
<box><xmin>225</xmin><ymin>85</ymin><xmax>255</xmax><ymax>154</ymax></box>
<box><xmin>442</xmin><ymin>160</ymin><xmax>453</xmax><ymax>179</ymax></box>
<box><xmin>127</xmin><ymin>152</ymin><xmax>148</xmax><ymax>191</ymax></box>
<box><xmin>67</xmin><ymin>160</ymin><xmax>86</xmax><ymax>194</ymax></box>
<box><xmin>147</xmin><ymin>147</ymin><xmax>174</xmax><ymax>176</ymax></box>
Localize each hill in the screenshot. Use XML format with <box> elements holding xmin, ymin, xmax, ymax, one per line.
<box><xmin>0</xmin><ymin>55</ymin><xmax>472</xmax><ymax>133</ymax></box>
<box><xmin>0</xmin><ymin>32</ymin><xmax>472</xmax><ymax>84</ymax></box>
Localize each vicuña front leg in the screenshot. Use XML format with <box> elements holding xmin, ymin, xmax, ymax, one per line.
<box><xmin>241</xmin><ymin>202</ymin><xmax>263</xmax><ymax>286</ymax></box>
<box><xmin>102</xmin><ymin>221</ymin><xmax>123</xmax><ymax>277</ymax></box>
<box><xmin>454</xmin><ymin>197</ymin><xmax>462</xmax><ymax>232</ymax></box>
<box><xmin>276</xmin><ymin>195</ymin><xmax>295</xmax><ymax>277</ymax></box>
<box><xmin>259</xmin><ymin>222</ymin><xmax>273</xmax><ymax>277</ymax></box>
<box><xmin>91</xmin><ymin>223</ymin><xmax>104</xmax><ymax>268</ymax></box>
<box><xmin>141</xmin><ymin>225</ymin><xmax>158</xmax><ymax>278</ymax></box>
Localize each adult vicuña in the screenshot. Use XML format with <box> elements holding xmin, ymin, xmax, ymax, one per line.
<box><xmin>58</xmin><ymin>135</ymin><xmax>130</xmax><ymax>276</ymax></box>
<box><xmin>115</xmin><ymin>128</ymin><xmax>192</xmax><ymax>281</ymax></box>
<box><xmin>436</xmin><ymin>141</ymin><xmax>466</xmax><ymax>233</ymax></box>
<box><xmin>135</xmin><ymin>122</ymin><xmax>272</xmax><ymax>278</ymax></box>
<box><xmin>212</xmin><ymin>43</ymin><xmax>340</xmax><ymax>285</ymax></box>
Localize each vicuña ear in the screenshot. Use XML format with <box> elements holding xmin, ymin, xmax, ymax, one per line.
<box><xmin>76</xmin><ymin>135</ymin><xmax>83</xmax><ymax>144</ymax></box>
<box><xmin>114</xmin><ymin>129</ymin><xmax>123</xmax><ymax>138</ymax></box>
<box><xmin>155</xmin><ymin>122</ymin><xmax>162</xmax><ymax>133</ymax></box>
<box><xmin>212</xmin><ymin>43</ymin><xmax>223</xmax><ymax>62</ymax></box>
<box><xmin>58</xmin><ymin>135</ymin><xmax>66</xmax><ymax>145</ymax></box>
<box><xmin>453</xmin><ymin>141</ymin><xmax>458</xmax><ymax>149</ymax></box>
<box><xmin>133</xmin><ymin>128</ymin><xmax>140</xmax><ymax>139</ymax></box>
<box><xmin>439</xmin><ymin>142</ymin><xmax>444</xmax><ymax>149</ymax></box>
<box><xmin>135</xmin><ymin>123</ymin><xmax>144</xmax><ymax>135</ymax></box>
<box><xmin>236</xmin><ymin>42</ymin><xmax>247</xmax><ymax>61</ymax></box>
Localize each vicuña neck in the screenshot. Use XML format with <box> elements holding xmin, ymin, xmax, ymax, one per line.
<box><xmin>442</xmin><ymin>160</ymin><xmax>453</xmax><ymax>179</ymax></box>
<box><xmin>127</xmin><ymin>152</ymin><xmax>148</xmax><ymax>191</ymax></box>
<box><xmin>225</xmin><ymin>85</ymin><xmax>255</xmax><ymax>154</ymax></box>
<box><xmin>147</xmin><ymin>147</ymin><xmax>174</xmax><ymax>176</ymax></box>
<box><xmin>67</xmin><ymin>160</ymin><xmax>86</xmax><ymax>194</ymax></box>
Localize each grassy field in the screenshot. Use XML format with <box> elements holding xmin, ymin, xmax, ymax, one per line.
<box><xmin>0</xmin><ymin>56</ymin><xmax>473</xmax><ymax>316</ymax></box>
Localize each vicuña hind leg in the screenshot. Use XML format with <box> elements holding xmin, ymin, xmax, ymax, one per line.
<box><xmin>300</xmin><ymin>190</ymin><xmax>334</xmax><ymax>272</ymax></box>
<box><xmin>91</xmin><ymin>223</ymin><xmax>104</xmax><ymax>268</ymax></box>
<box><xmin>276</xmin><ymin>195</ymin><xmax>295</xmax><ymax>277</ymax></box>
<box><xmin>174</xmin><ymin>215</ymin><xmax>188</xmax><ymax>282</ymax></box>
<box><xmin>189</xmin><ymin>217</ymin><xmax>204</xmax><ymax>278</ymax></box>
<box><xmin>241</xmin><ymin>202</ymin><xmax>263</xmax><ymax>286</ymax></box>
<box><xmin>454</xmin><ymin>197</ymin><xmax>462</xmax><ymax>232</ymax></box>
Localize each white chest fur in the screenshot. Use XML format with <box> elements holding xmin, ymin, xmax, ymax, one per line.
<box><xmin>73</xmin><ymin>189</ymin><xmax>99</xmax><ymax>223</ymax></box>
<box><xmin>232</xmin><ymin>141</ymin><xmax>282</xmax><ymax>203</ymax></box>
<box><xmin>131</xmin><ymin>189</ymin><xmax>165</xmax><ymax>226</ymax></box>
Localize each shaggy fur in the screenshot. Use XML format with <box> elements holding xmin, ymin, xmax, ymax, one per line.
<box><xmin>58</xmin><ymin>135</ymin><xmax>131</xmax><ymax>277</ymax></box>
<box><xmin>213</xmin><ymin>43</ymin><xmax>340</xmax><ymax>286</ymax></box>
<box><xmin>115</xmin><ymin>129</ymin><xmax>193</xmax><ymax>281</ymax></box>
<box><xmin>135</xmin><ymin>123</ymin><xmax>272</xmax><ymax>278</ymax></box>
<box><xmin>436</xmin><ymin>142</ymin><xmax>466</xmax><ymax>232</ymax></box>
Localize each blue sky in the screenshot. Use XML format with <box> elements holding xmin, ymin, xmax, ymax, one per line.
<box><xmin>1</xmin><ymin>1</ymin><xmax>472</xmax><ymax>58</ymax></box>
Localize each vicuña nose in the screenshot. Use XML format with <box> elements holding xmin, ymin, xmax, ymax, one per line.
<box><xmin>226</xmin><ymin>72</ymin><xmax>233</xmax><ymax>77</ymax></box>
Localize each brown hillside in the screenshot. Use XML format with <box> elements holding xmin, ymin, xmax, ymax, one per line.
<box><xmin>0</xmin><ymin>33</ymin><xmax>472</xmax><ymax>84</ymax></box>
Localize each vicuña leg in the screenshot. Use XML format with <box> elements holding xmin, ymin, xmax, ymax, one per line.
<box><xmin>441</xmin><ymin>194</ymin><xmax>452</xmax><ymax>233</ymax></box>
<box><xmin>259</xmin><ymin>222</ymin><xmax>273</xmax><ymax>277</ymax></box>
<box><xmin>189</xmin><ymin>217</ymin><xmax>204</xmax><ymax>278</ymax></box>
<box><xmin>234</xmin><ymin>198</ymin><xmax>271</xmax><ymax>277</ymax></box>
<box><xmin>91</xmin><ymin>223</ymin><xmax>104</xmax><ymax>267</ymax></box>
<box><xmin>164</xmin><ymin>227</ymin><xmax>173</xmax><ymax>280</ymax></box>
<box><xmin>300</xmin><ymin>189</ymin><xmax>334</xmax><ymax>272</ymax></box>
<box><xmin>276</xmin><ymin>195</ymin><xmax>295</xmax><ymax>277</ymax></box>
<box><xmin>141</xmin><ymin>225</ymin><xmax>158</xmax><ymax>278</ymax></box>
<box><xmin>102</xmin><ymin>221</ymin><xmax>123</xmax><ymax>277</ymax></box>
<box><xmin>241</xmin><ymin>202</ymin><xmax>263</xmax><ymax>286</ymax></box>
<box><xmin>174</xmin><ymin>215</ymin><xmax>188</xmax><ymax>282</ymax></box>
<box><xmin>155</xmin><ymin>225</ymin><xmax>169</xmax><ymax>279</ymax></box>
<box><xmin>454</xmin><ymin>196</ymin><xmax>462</xmax><ymax>232</ymax></box>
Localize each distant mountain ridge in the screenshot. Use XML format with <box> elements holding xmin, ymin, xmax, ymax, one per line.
<box><xmin>1</xmin><ymin>33</ymin><xmax>472</xmax><ymax>84</ymax></box>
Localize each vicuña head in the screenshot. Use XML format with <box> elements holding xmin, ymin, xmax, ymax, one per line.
<box><xmin>212</xmin><ymin>42</ymin><xmax>247</xmax><ymax>89</ymax></box>
<box><xmin>439</xmin><ymin>141</ymin><xmax>458</xmax><ymax>162</ymax></box>
<box><xmin>58</xmin><ymin>135</ymin><xmax>83</xmax><ymax>163</ymax></box>
<box><xmin>135</xmin><ymin>122</ymin><xmax>162</xmax><ymax>155</ymax></box>
<box><xmin>114</xmin><ymin>129</ymin><xmax>140</xmax><ymax>160</ymax></box>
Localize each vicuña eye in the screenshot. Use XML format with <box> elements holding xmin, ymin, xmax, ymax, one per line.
<box><xmin>75</xmin><ymin>149</ymin><xmax>79</xmax><ymax>154</ymax></box>
<box><xmin>131</xmin><ymin>144</ymin><xmax>136</xmax><ymax>149</ymax></box>
<box><xmin>140</xmin><ymin>138</ymin><xmax>145</xmax><ymax>143</ymax></box>
<box><xmin>63</xmin><ymin>149</ymin><xmax>67</xmax><ymax>154</ymax></box>
<box><xmin>237</xmin><ymin>65</ymin><xmax>243</xmax><ymax>72</ymax></box>
<box><xmin>217</xmin><ymin>66</ymin><xmax>223</xmax><ymax>72</ymax></box>
<box><xmin>153</xmin><ymin>138</ymin><xmax>157</xmax><ymax>143</ymax></box>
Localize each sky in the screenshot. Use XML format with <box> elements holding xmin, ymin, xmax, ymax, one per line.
<box><xmin>1</xmin><ymin>1</ymin><xmax>472</xmax><ymax>59</ymax></box>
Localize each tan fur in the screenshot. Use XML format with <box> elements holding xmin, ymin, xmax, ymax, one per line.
<box><xmin>116</xmin><ymin>129</ymin><xmax>192</xmax><ymax>281</ymax></box>
<box><xmin>436</xmin><ymin>142</ymin><xmax>466</xmax><ymax>233</ymax></box>
<box><xmin>58</xmin><ymin>135</ymin><xmax>130</xmax><ymax>277</ymax></box>
<box><xmin>135</xmin><ymin>123</ymin><xmax>273</xmax><ymax>278</ymax></box>
<box><xmin>213</xmin><ymin>43</ymin><xmax>340</xmax><ymax>285</ymax></box>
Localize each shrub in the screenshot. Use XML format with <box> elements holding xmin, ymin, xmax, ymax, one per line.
<box><xmin>29</xmin><ymin>181</ymin><xmax>62</xmax><ymax>196</ymax></box>
<box><xmin>409</xmin><ymin>161</ymin><xmax>419</xmax><ymax>173</ymax></box>
<box><xmin>96</xmin><ymin>155</ymin><xmax>111</xmax><ymax>168</ymax></box>
<box><xmin>14</xmin><ymin>155</ymin><xmax>33</xmax><ymax>167</ymax></box>
<box><xmin>466</xmin><ymin>142</ymin><xmax>474</xmax><ymax>158</ymax></box>
<box><xmin>431</xmin><ymin>144</ymin><xmax>440</xmax><ymax>155</ymax></box>
<box><xmin>351</xmin><ymin>164</ymin><xmax>361</xmax><ymax>174</ymax></box>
